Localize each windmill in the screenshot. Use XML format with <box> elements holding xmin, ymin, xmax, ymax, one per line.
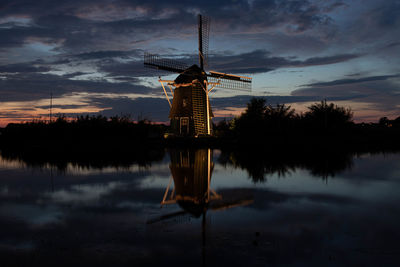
<box><xmin>144</xmin><ymin>15</ymin><xmax>252</xmax><ymax>136</ymax></box>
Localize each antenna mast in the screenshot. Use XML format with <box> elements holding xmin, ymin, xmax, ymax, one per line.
<box><xmin>49</xmin><ymin>91</ymin><xmax>53</xmax><ymax>123</ymax></box>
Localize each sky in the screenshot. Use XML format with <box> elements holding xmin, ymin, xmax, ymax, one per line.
<box><xmin>0</xmin><ymin>0</ymin><xmax>399</xmax><ymax>126</ymax></box>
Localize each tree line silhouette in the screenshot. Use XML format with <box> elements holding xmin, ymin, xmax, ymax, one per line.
<box><xmin>214</xmin><ymin>98</ymin><xmax>400</xmax><ymax>147</ymax></box>
<box><xmin>0</xmin><ymin>98</ymin><xmax>399</xmax><ymax>149</ymax></box>
<box><xmin>0</xmin><ymin>115</ymin><xmax>165</xmax><ymax>145</ymax></box>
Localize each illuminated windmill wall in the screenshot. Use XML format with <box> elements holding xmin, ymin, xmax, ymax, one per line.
<box><xmin>145</xmin><ymin>15</ymin><xmax>252</xmax><ymax>136</ymax></box>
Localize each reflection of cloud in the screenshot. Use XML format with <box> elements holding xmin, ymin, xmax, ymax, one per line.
<box><xmin>48</xmin><ymin>182</ymin><xmax>123</xmax><ymax>204</ymax></box>
<box><xmin>0</xmin><ymin>149</ymin><xmax>399</xmax><ymax>265</ymax></box>
<box><xmin>0</xmin><ymin>204</ymin><xmax>62</xmax><ymax>225</ymax></box>
<box><xmin>339</xmin><ymin>153</ymin><xmax>400</xmax><ymax>184</ymax></box>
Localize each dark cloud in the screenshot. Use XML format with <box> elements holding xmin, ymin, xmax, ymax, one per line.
<box><xmin>338</xmin><ymin>1</ymin><xmax>400</xmax><ymax>47</ymax></box>
<box><xmin>322</xmin><ymin>1</ymin><xmax>347</xmax><ymax>13</ymax></box>
<box><xmin>61</xmin><ymin>71</ymin><xmax>91</xmax><ymax>79</ymax></box>
<box><xmin>302</xmin><ymin>74</ymin><xmax>400</xmax><ymax>87</ymax></box>
<box><xmin>0</xmin><ymin>72</ymin><xmax>158</xmax><ymax>102</ymax></box>
<box><xmin>292</xmin><ymin>74</ymin><xmax>400</xmax><ymax>113</ymax></box>
<box><xmin>0</xmin><ymin>62</ymin><xmax>51</xmax><ymax>73</ymax></box>
<box><xmin>35</xmin><ymin>104</ymin><xmax>88</xmax><ymax>110</ymax></box>
<box><xmin>386</xmin><ymin>42</ymin><xmax>400</xmax><ymax>48</ymax></box>
<box><xmin>0</xmin><ymin>111</ymin><xmax>34</xmax><ymax>119</ymax></box>
<box><xmin>298</xmin><ymin>53</ymin><xmax>360</xmax><ymax>66</ymax></box>
<box><xmin>99</xmin><ymin>50</ymin><xmax>360</xmax><ymax>79</ymax></box>
<box><xmin>212</xmin><ymin>50</ymin><xmax>359</xmax><ymax>73</ymax></box>
<box><xmin>208</xmin><ymin>50</ymin><xmax>360</xmax><ymax>74</ymax></box>
<box><xmin>0</xmin><ymin>0</ymin><xmax>333</xmax><ymax>53</ymax></box>
<box><xmin>91</xmin><ymin>96</ymin><xmax>171</xmax><ymax>121</ymax></box>
<box><xmin>72</xmin><ymin>50</ymin><xmax>141</xmax><ymax>60</ymax></box>
<box><xmin>99</xmin><ymin>58</ymin><xmax>154</xmax><ymax>78</ymax></box>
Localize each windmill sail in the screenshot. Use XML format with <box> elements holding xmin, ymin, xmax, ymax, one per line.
<box><xmin>198</xmin><ymin>15</ymin><xmax>210</xmax><ymax>69</ymax></box>
<box><xmin>207</xmin><ymin>71</ymin><xmax>252</xmax><ymax>91</ymax></box>
<box><xmin>144</xmin><ymin>52</ymin><xmax>189</xmax><ymax>73</ymax></box>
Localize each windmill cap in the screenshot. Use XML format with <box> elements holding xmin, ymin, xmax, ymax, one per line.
<box><xmin>174</xmin><ymin>64</ymin><xmax>206</xmax><ymax>84</ymax></box>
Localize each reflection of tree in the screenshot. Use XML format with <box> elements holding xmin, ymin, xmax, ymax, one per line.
<box><xmin>298</xmin><ymin>150</ymin><xmax>354</xmax><ymax>179</ymax></box>
<box><xmin>220</xmin><ymin>147</ymin><xmax>354</xmax><ymax>182</ymax></box>
<box><xmin>0</xmin><ymin>115</ymin><xmax>167</xmax><ymax>171</ymax></box>
<box><xmin>0</xmin><ymin>146</ymin><xmax>165</xmax><ymax>171</ymax></box>
<box><xmin>227</xmin><ymin>151</ymin><xmax>296</xmax><ymax>183</ymax></box>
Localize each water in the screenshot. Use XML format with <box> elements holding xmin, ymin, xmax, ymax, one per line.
<box><xmin>0</xmin><ymin>149</ymin><xmax>399</xmax><ymax>266</ymax></box>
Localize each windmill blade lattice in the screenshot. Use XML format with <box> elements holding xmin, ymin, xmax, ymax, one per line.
<box><xmin>198</xmin><ymin>15</ymin><xmax>210</xmax><ymax>68</ymax></box>
<box><xmin>144</xmin><ymin>52</ymin><xmax>189</xmax><ymax>74</ymax></box>
<box><xmin>207</xmin><ymin>71</ymin><xmax>252</xmax><ymax>91</ymax></box>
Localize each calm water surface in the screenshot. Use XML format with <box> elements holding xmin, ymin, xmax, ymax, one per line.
<box><xmin>0</xmin><ymin>149</ymin><xmax>399</xmax><ymax>266</ymax></box>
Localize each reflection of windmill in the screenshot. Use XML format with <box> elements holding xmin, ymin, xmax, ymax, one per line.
<box><xmin>147</xmin><ymin>149</ymin><xmax>253</xmax><ymax>224</ymax></box>
<box><xmin>163</xmin><ymin>149</ymin><xmax>219</xmax><ymax>216</ymax></box>
<box><xmin>144</xmin><ymin>15</ymin><xmax>252</xmax><ymax>136</ymax></box>
<box><xmin>147</xmin><ymin>149</ymin><xmax>253</xmax><ymax>266</ymax></box>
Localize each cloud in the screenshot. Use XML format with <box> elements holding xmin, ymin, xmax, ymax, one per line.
<box><xmin>0</xmin><ymin>71</ymin><xmax>158</xmax><ymax>102</ymax></box>
<box><xmin>0</xmin><ymin>62</ymin><xmax>51</xmax><ymax>73</ymax></box>
<box><xmin>72</xmin><ymin>49</ymin><xmax>141</xmax><ymax>60</ymax></box>
<box><xmin>292</xmin><ymin>74</ymin><xmax>400</xmax><ymax>115</ymax></box>
<box><xmin>99</xmin><ymin>58</ymin><xmax>155</xmax><ymax>78</ymax></box>
<box><xmin>208</xmin><ymin>50</ymin><xmax>360</xmax><ymax>74</ymax></box>
<box><xmin>302</xmin><ymin>74</ymin><xmax>400</xmax><ymax>87</ymax></box>
<box><xmin>0</xmin><ymin>0</ymin><xmax>334</xmax><ymax>54</ymax></box>
<box><xmin>98</xmin><ymin>50</ymin><xmax>360</xmax><ymax>79</ymax></box>
<box><xmin>90</xmin><ymin>96</ymin><xmax>171</xmax><ymax>121</ymax></box>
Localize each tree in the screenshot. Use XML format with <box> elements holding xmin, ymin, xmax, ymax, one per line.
<box><xmin>379</xmin><ymin>116</ymin><xmax>389</xmax><ymax>127</ymax></box>
<box><xmin>242</xmin><ymin>97</ymin><xmax>267</xmax><ymax>120</ymax></box>
<box><xmin>234</xmin><ymin>98</ymin><xmax>267</xmax><ymax>138</ymax></box>
<box><xmin>304</xmin><ymin>100</ymin><xmax>353</xmax><ymax>130</ymax></box>
<box><xmin>264</xmin><ymin>103</ymin><xmax>296</xmax><ymax>131</ymax></box>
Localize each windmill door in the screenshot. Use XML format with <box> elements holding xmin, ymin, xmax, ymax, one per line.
<box><xmin>180</xmin><ymin>117</ymin><xmax>189</xmax><ymax>135</ymax></box>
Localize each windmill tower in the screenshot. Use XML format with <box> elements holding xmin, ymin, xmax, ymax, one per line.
<box><xmin>144</xmin><ymin>15</ymin><xmax>252</xmax><ymax>136</ymax></box>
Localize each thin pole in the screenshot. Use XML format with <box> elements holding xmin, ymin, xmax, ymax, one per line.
<box><xmin>49</xmin><ymin>92</ymin><xmax>53</xmax><ymax>123</ymax></box>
